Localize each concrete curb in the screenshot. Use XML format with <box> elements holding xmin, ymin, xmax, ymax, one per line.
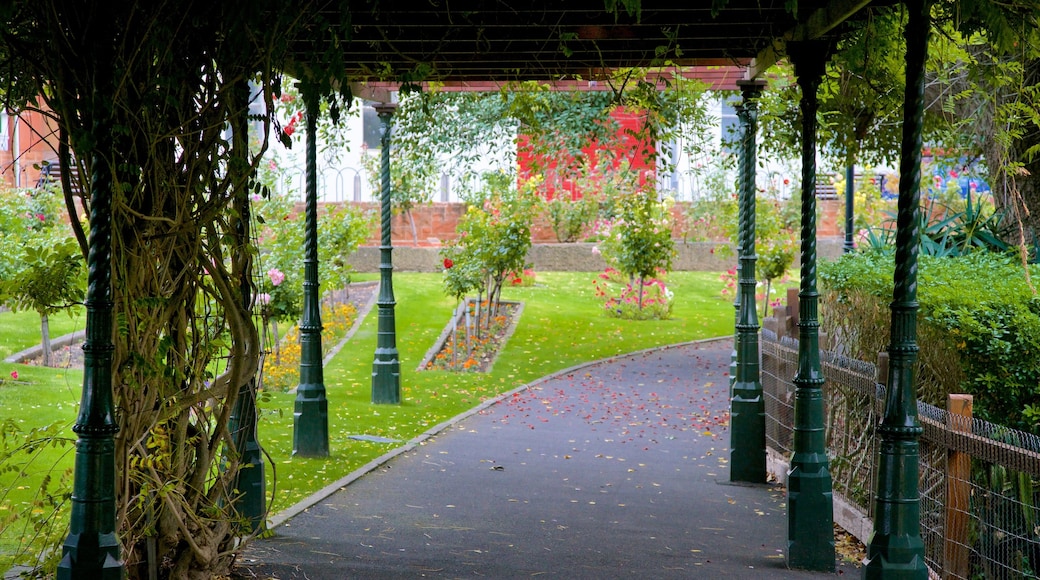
<box><xmin>3</xmin><ymin>329</ymin><xmax>86</xmax><ymax>364</ymax></box>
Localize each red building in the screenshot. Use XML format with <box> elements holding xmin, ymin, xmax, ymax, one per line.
<box><xmin>0</xmin><ymin>101</ymin><xmax>60</xmax><ymax>189</ymax></box>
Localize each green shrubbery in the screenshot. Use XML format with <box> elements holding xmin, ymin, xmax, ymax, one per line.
<box><xmin>820</xmin><ymin>250</ymin><xmax>1040</xmax><ymax>432</ymax></box>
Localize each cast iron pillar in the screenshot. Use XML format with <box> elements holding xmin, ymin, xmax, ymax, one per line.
<box><xmin>371</xmin><ymin>102</ymin><xmax>401</xmax><ymax>404</ymax></box>
<box><xmin>292</xmin><ymin>83</ymin><xmax>329</xmax><ymax>457</ymax></box>
<box><xmin>863</xmin><ymin>0</ymin><xmax>930</xmax><ymax>577</ymax></box>
<box><xmin>729</xmin><ymin>244</ymin><xmax>740</xmax><ymax>394</ymax></box>
<box><xmin>787</xmin><ymin>40</ymin><xmax>836</xmax><ymax>572</ymax></box>
<box><xmin>844</xmin><ymin>163</ymin><xmax>856</xmax><ymax>253</ymax></box>
<box><xmin>58</xmin><ymin>127</ymin><xmax>124</xmax><ymax>578</ymax></box>
<box><xmin>730</xmin><ymin>79</ymin><xmax>767</xmax><ymax>483</ymax></box>
<box><xmin>228</xmin><ymin>81</ymin><xmax>265</xmax><ymax>531</ymax></box>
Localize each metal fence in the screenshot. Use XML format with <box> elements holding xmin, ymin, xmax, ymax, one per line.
<box><xmin>761</xmin><ymin>329</ymin><xmax>1040</xmax><ymax>579</ymax></box>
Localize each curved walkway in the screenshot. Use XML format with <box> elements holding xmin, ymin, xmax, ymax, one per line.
<box><xmin>237</xmin><ymin>339</ymin><xmax>855</xmax><ymax>578</ymax></box>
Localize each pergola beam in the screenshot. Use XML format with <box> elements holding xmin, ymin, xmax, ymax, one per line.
<box><xmin>748</xmin><ymin>0</ymin><xmax>875</xmax><ymax>79</ymax></box>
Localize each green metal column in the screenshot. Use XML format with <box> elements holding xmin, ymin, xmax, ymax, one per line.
<box><xmin>787</xmin><ymin>40</ymin><xmax>836</xmax><ymax>572</ymax></box>
<box><xmin>863</xmin><ymin>0</ymin><xmax>930</xmax><ymax>577</ymax></box>
<box><xmin>228</xmin><ymin>80</ymin><xmax>265</xmax><ymax>532</ymax></box>
<box><xmin>844</xmin><ymin>163</ymin><xmax>856</xmax><ymax>253</ymax></box>
<box><xmin>730</xmin><ymin>246</ymin><xmax>740</xmax><ymax>394</ymax></box>
<box><xmin>57</xmin><ymin>122</ymin><xmax>124</xmax><ymax>578</ymax></box>
<box><xmin>730</xmin><ymin>79</ymin><xmax>767</xmax><ymax>483</ymax></box>
<box><xmin>371</xmin><ymin>102</ymin><xmax>401</xmax><ymax>404</ymax></box>
<box><xmin>293</xmin><ymin>83</ymin><xmax>330</xmax><ymax>458</ymax></box>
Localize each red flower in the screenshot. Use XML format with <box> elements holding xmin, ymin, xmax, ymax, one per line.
<box><xmin>443</xmin><ymin>258</ymin><xmax>454</xmax><ymax>269</ymax></box>
<box><xmin>283</xmin><ymin>125</ymin><xmax>295</xmax><ymax>137</ymax></box>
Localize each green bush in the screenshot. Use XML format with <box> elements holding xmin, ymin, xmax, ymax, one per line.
<box><xmin>820</xmin><ymin>250</ymin><xmax>1040</xmax><ymax>432</ymax></box>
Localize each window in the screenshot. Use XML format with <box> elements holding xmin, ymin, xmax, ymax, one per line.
<box><xmin>0</xmin><ymin>110</ymin><xmax>9</xmax><ymax>151</ymax></box>
<box><xmin>362</xmin><ymin>103</ymin><xmax>382</xmax><ymax>150</ymax></box>
<box><xmin>719</xmin><ymin>99</ymin><xmax>740</xmax><ymax>156</ymax></box>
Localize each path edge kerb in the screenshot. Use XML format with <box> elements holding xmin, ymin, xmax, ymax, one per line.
<box><xmin>265</xmin><ymin>335</ymin><xmax>732</xmax><ymax>529</ymax></box>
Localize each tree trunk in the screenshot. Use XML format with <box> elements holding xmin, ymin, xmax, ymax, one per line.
<box><xmin>406</xmin><ymin>208</ymin><xmax>418</xmax><ymax>246</ymax></box>
<box><xmin>271</xmin><ymin>318</ymin><xmax>281</xmax><ymax>365</ymax></box>
<box><xmin>40</xmin><ymin>313</ymin><xmax>52</xmax><ymax>367</ymax></box>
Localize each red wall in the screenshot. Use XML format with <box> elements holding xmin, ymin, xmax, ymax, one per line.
<box><xmin>517</xmin><ymin>107</ymin><xmax>656</xmax><ymax>200</ymax></box>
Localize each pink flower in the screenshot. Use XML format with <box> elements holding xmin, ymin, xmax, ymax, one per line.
<box><xmin>256</xmin><ymin>292</ymin><xmax>272</xmax><ymax>306</ymax></box>
<box><xmin>267</xmin><ymin>268</ymin><xmax>285</xmax><ymax>287</ymax></box>
<box><xmin>36</xmin><ymin>213</ymin><xmax>45</xmax><ymax>222</ymax></box>
<box><xmin>10</xmin><ymin>371</ymin><xmax>18</xmax><ymax>380</ymax></box>
<box><xmin>591</xmin><ymin>246</ymin><xmax>600</xmax><ymax>255</ymax></box>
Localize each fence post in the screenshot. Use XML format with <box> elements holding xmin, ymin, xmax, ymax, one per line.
<box><xmin>787</xmin><ymin>287</ymin><xmax>799</xmax><ymax>330</ymax></box>
<box><xmin>944</xmin><ymin>394</ymin><xmax>972</xmax><ymax>580</ymax></box>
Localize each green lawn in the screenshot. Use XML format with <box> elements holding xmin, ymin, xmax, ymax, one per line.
<box><xmin>0</xmin><ymin>309</ymin><xmax>85</xmax><ymax>361</ymax></box>
<box><xmin>0</xmin><ymin>270</ymin><xmax>746</xmax><ymax>562</ymax></box>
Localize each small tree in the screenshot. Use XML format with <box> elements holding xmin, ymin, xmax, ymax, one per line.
<box><xmin>597</xmin><ymin>191</ymin><xmax>675</xmax><ymax>310</ymax></box>
<box><xmin>440</xmin><ymin>250</ymin><xmax>484</xmax><ymax>368</ymax></box>
<box><xmin>1</xmin><ymin>238</ymin><xmax>84</xmax><ymax>366</ymax></box>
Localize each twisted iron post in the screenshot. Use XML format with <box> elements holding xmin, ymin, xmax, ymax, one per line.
<box><xmin>371</xmin><ymin>102</ymin><xmax>401</xmax><ymax>404</ymax></box>
<box><xmin>864</xmin><ymin>0</ymin><xmax>930</xmax><ymax>576</ymax></box>
<box><xmin>293</xmin><ymin>83</ymin><xmax>329</xmax><ymax>457</ymax></box>
<box><xmin>730</xmin><ymin>79</ymin><xmax>767</xmax><ymax>483</ymax></box>
<box><xmin>228</xmin><ymin>80</ymin><xmax>265</xmax><ymax>531</ymax></box>
<box><xmin>845</xmin><ymin>163</ymin><xmax>856</xmax><ymax>253</ymax></box>
<box><xmin>787</xmin><ymin>40</ymin><xmax>835</xmax><ymax>572</ymax></box>
<box><xmin>58</xmin><ymin>116</ymin><xmax>124</xmax><ymax>578</ymax></box>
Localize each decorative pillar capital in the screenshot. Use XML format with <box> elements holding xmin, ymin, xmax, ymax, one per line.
<box><xmin>786</xmin><ymin>40</ymin><xmax>833</xmax><ymax>84</ymax></box>
<box><xmin>374</xmin><ymin>102</ymin><xmax>398</xmax><ymax>117</ymax></box>
<box><xmin>736</xmin><ymin>78</ymin><xmax>767</xmax><ymax>99</ymax></box>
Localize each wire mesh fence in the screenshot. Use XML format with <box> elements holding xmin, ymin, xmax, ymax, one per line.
<box><xmin>761</xmin><ymin>328</ymin><xmax>1040</xmax><ymax>579</ymax></box>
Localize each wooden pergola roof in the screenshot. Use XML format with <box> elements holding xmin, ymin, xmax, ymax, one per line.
<box><xmin>291</xmin><ymin>0</ymin><xmax>881</xmax><ymax>97</ymax></box>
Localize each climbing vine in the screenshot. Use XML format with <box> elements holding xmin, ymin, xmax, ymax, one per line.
<box><xmin>0</xmin><ymin>2</ymin><xmax>353</xmax><ymax>578</ymax></box>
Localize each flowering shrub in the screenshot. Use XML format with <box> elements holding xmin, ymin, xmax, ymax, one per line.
<box><xmin>507</xmin><ymin>268</ymin><xmax>536</xmax><ymax>286</ymax></box>
<box><xmin>592</xmin><ymin>272</ymin><xmax>673</xmax><ymax>320</ymax></box>
<box><xmin>719</xmin><ymin>267</ymin><xmax>737</xmax><ymax>299</ymax></box>
<box><xmin>441</xmin><ymin>172</ymin><xmax>535</xmax><ymax>319</ymax></box>
<box><xmin>545</xmin><ymin>193</ymin><xmax>598</xmax><ymax>242</ymax></box>
<box><xmin>594</xmin><ymin>192</ymin><xmax>675</xmax><ymax>282</ymax></box>
<box><xmin>0</xmin><ymin>185</ymin><xmax>68</xmax><ymax>285</ymax></box>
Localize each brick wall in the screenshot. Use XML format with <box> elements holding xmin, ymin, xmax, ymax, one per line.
<box><xmin>345</xmin><ymin>199</ymin><xmax>846</xmax><ymax>247</ymax></box>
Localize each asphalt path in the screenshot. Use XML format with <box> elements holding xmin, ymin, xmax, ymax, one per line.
<box><xmin>236</xmin><ymin>339</ymin><xmax>854</xmax><ymax>579</ymax></box>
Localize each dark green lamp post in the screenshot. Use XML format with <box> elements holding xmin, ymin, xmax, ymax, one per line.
<box><xmin>864</xmin><ymin>0</ymin><xmax>930</xmax><ymax>577</ymax></box>
<box><xmin>371</xmin><ymin>102</ymin><xmax>402</xmax><ymax>404</ymax></box>
<box><xmin>729</xmin><ymin>79</ymin><xmax>767</xmax><ymax>484</ymax></box>
<box><xmin>786</xmin><ymin>40</ymin><xmax>835</xmax><ymax>572</ymax></box>
<box><xmin>57</xmin><ymin>137</ymin><xmax>124</xmax><ymax>578</ymax></box>
<box><xmin>292</xmin><ymin>83</ymin><xmax>330</xmax><ymax>458</ymax></box>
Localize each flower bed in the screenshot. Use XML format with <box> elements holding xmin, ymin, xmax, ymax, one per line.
<box><xmin>419</xmin><ymin>298</ymin><xmax>523</xmax><ymax>373</ymax></box>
